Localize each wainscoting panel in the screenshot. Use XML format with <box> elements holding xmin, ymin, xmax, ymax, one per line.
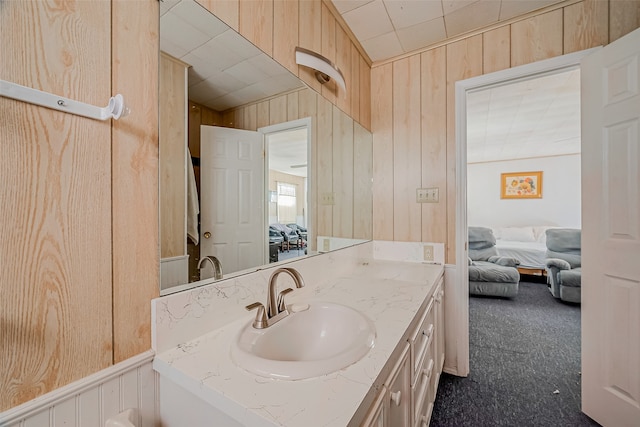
<box><xmin>0</xmin><ymin>351</ymin><xmax>158</xmax><ymax>427</ymax></box>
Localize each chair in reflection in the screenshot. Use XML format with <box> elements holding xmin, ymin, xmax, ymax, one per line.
<box><xmin>269</xmin><ymin>224</ymin><xmax>301</xmax><ymax>252</ymax></box>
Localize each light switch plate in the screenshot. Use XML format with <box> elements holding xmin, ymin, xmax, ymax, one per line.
<box><xmin>416</xmin><ymin>188</ymin><xmax>439</xmax><ymax>203</ymax></box>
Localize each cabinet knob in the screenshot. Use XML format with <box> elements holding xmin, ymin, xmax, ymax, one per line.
<box><xmin>204</xmin><ymin>231</ymin><xmax>211</xmax><ymax>239</ymax></box>
<box><xmin>390</xmin><ymin>390</ymin><xmax>402</xmax><ymax>406</ymax></box>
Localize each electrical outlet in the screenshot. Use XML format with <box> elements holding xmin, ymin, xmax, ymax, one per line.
<box><xmin>322</xmin><ymin>239</ymin><xmax>330</xmax><ymax>252</ymax></box>
<box><xmin>423</xmin><ymin>245</ymin><xmax>434</xmax><ymax>262</ymax></box>
<box><xmin>416</xmin><ymin>188</ymin><xmax>439</xmax><ymax>203</ymax></box>
<box><xmin>320</xmin><ymin>192</ymin><xmax>335</xmax><ymax>205</ymax></box>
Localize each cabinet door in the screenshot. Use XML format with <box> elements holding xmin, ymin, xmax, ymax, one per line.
<box><xmin>434</xmin><ymin>278</ymin><xmax>445</xmax><ymax>373</ymax></box>
<box><xmin>361</xmin><ymin>386</ymin><xmax>387</xmax><ymax>427</ymax></box>
<box><xmin>387</xmin><ymin>344</ymin><xmax>412</xmax><ymax>427</ymax></box>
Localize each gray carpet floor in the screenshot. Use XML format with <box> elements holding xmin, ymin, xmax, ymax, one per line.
<box><xmin>430</xmin><ymin>279</ymin><xmax>600</xmax><ymax>426</ymax></box>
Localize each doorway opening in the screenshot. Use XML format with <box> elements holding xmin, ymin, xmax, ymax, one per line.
<box><xmin>260</xmin><ymin>118</ymin><xmax>311</xmax><ymax>265</ymax></box>
<box><xmin>453</xmin><ymin>48</ymin><xmax>599</xmax><ymax>376</ymax></box>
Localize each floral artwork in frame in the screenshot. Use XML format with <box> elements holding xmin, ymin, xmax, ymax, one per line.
<box><xmin>501</xmin><ymin>171</ymin><xmax>543</xmax><ymax>199</ymax></box>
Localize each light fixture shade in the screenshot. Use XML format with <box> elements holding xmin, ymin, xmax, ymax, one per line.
<box><xmin>295</xmin><ymin>47</ymin><xmax>346</xmax><ymax>93</ymax></box>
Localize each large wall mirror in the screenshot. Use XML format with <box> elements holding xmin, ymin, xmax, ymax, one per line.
<box><xmin>159</xmin><ymin>0</ymin><xmax>372</xmax><ymax>295</ymax></box>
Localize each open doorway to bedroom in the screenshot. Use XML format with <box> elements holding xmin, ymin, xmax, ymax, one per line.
<box><xmin>466</xmin><ymin>67</ymin><xmax>582</xmax><ymax>280</ymax></box>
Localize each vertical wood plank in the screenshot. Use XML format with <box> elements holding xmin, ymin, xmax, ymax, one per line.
<box><xmin>360</xmin><ymin>55</ymin><xmax>372</xmax><ymax>130</ymax></box>
<box><xmin>321</xmin><ymin>3</ymin><xmax>338</xmax><ymax>104</ymax></box>
<box><xmin>298</xmin><ymin>0</ymin><xmax>323</xmax><ymax>92</ymax></box>
<box><xmin>234</xmin><ymin>108</ymin><xmax>244</xmax><ymax>129</ymax></box>
<box><xmin>335</xmin><ymin>26</ymin><xmax>352</xmax><ymax>115</ymax></box>
<box><xmin>333</xmin><ymin>106</ymin><xmax>354</xmax><ymax>238</ymax></box>
<box><xmin>0</xmin><ymin>0</ymin><xmax>113</xmax><ymax>410</ymax></box>
<box><xmin>269</xmin><ymin>95</ymin><xmax>288</xmax><ymax>125</ymax></box>
<box><xmin>287</xmin><ymin>92</ymin><xmax>299</xmax><ymax>120</ymax></box>
<box><xmin>446</xmin><ymin>35</ymin><xmax>483</xmax><ymax>263</ymax></box>
<box><xmin>609</xmin><ymin>0</ymin><xmax>640</xmax><ymax>42</ymax></box>
<box><xmin>298</xmin><ymin>89</ymin><xmax>318</xmax><ymax>250</ymax></box>
<box><xmin>112</xmin><ymin>0</ymin><xmax>160</xmax><ymax>363</ymax></box>
<box><xmin>159</xmin><ymin>53</ymin><xmax>187</xmax><ymax>259</ymax></box>
<box><xmin>273</xmin><ymin>0</ymin><xmax>299</xmax><ymax>75</ymax></box>
<box><xmin>353</xmin><ymin>122</ymin><xmax>373</xmax><ymax>239</ymax></box>
<box><xmin>421</xmin><ymin>47</ymin><xmax>448</xmax><ymax>245</ymax></box>
<box><xmin>316</xmin><ymin>96</ymin><xmax>334</xmax><ymax>237</ymax></box>
<box><xmin>371</xmin><ymin>63</ymin><xmax>394</xmax><ymax>241</ymax></box>
<box><xmin>392</xmin><ymin>56</ymin><xmax>422</xmax><ymax>242</ymax></box>
<box><xmin>197</xmin><ymin>0</ymin><xmax>239</xmax><ymax>31</ymax></box>
<box><xmin>511</xmin><ymin>9</ymin><xmax>563</xmax><ymax>67</ymax></box>
<box><xmin>564</xmin><ymin>0</ymin><xmax>609</xmax><ymax>54</ymax></box>
<box><xmin>350</xmin><ymin>44</ymin><xmax>361</xmax><ymax>124</ymax></box>
<box><xmin>256</xmin><ymin>100</ymin><xmax>270</xmax><ymax>128</ymax></box>
<box><xmin>222</xmin><ymin>110</ymin><xmax>234</xmax><ymax>128</ymax></box>
<box><xmin>188</xmin><ymin>101</ymin><xmax>203</xmax><ymax>157</ymax></box>
<box><xmin>239</xmin><ymin>0</ymin><xmax>273</xmax><ymax>56</ymax></box>
<box><xmin>483</xmin><ymin>26</ymin><xmax>511</xmax><ymax>74</ymax></box>
<box><xmin>244</xmin><ymin>103</ymin><xmax>258</xmax><ymax>131</ymax></box>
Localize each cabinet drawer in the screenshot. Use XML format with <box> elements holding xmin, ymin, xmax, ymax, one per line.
<box><xmin>409</xmin><ymin>297</ymin><xmax>435</xmax><ymax>385</ymax></box>
<box><xmin>411</xmin><ymin>352</ymin><xmax>434</xmax><ymax>426</ymax></box>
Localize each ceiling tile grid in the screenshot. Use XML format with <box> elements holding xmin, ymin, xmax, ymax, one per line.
<box><xmin>333</xmin><ymin>0</ymin><xmax>566</xmax><ymax>62</ymax></box>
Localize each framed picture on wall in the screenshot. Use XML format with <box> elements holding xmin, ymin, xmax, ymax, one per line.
<box><xmin>500</xmin><ymin>171</ymin><xmax>543</xmax><ymax>199</ymax></box>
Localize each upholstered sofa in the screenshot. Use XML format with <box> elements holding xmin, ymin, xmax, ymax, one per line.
<box><xmin>468</xmin><ymin>226</ymin><xmax>521</xmax><ymax>297</ymax></box>
<box><xmin>545</xmin><ymin>228</ymin><xmax>581</xmax><ymax>303</ymax></box>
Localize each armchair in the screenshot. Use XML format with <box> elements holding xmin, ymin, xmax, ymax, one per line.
<box><xmin>286</xmin><ymin>223</ymin><xmax>308</xmax><ymax>242</ymax></box>
<box><xmin>269</xmin><ymin>223</ymin><xmax>300</xmax><ymax>252</ymax></box>
<box><xmin>545</xmin><ymin>228</ymin><xmax>581</xmax><ymax>303</ymax></box>
<box><xmin>468</xmin><ymin>226</ymin><xmax>521</xmax><ymax>297</ymax></box>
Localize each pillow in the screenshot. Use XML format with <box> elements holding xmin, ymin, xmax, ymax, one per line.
<box><xmin>498</xmin><ymin>227</ymin><xmax>536</xmax><ymax>242</ymax></box>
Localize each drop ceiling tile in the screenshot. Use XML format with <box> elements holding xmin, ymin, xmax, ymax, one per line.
<box><xmin>190</xmin><ymin>38</ymin><xmax>244</xmax><ymax>72</ymax></box>
<box><xmin>361</xmin><ymin>31</ymin><xmax>403</xmax><ymax>62</ymax></box>
<box><xmin>160</xmin><ymin>12</ymin><xmax>210</xmax><ymax>54</ymax></box>
<box><xmin>332</xmin><ymin>0</ymin><xmax>375</xmax><ymax>14</ymax></box>
<box><xmin>160</xmin><ymin>37</ymin><xmax>190</xmax><ymax>59</ymax></box>
<box><xmin>396</xmin><ymin>17</ymin><xmax>446</xmax><ymax>52</ymax></box>
<box><xmin>384</xmin><ymin>0</ymin><xmax>443</xmax><ymax>30</ymax></box>
<box><xmin>182</xmin><ymin>52</ymin><xmax>217</xmax><ymax>80</ymax></box>
<box><xmin>188</xmin><ymin>78</ymin><xmax>229</xmax><ymax>101</ymax></box>
<box><xmin>159</xmin><ymin>0</ymin><xmax>181</xmax><ymax>16</ymax></box>
<box><xmin>207</xmin><ymin>92</ymin><xmax>245</xmax><ymax>111</ymax></box>
<box><xmin>441</xmin><ymin>0</ymin><xmax>477</xmax><ymax>15</ymax></box>
<box><xmin>215</xmin><ymin>30</ymin><xmax>262</xmax><ymax>60</ymax></box>
<box><xmin>187</xmin><ymin>66</ymin><xmax>206</xmax><ymax>86</ymax></box>
<box><xmin>170</xmin><ymin>0</ymin><xmax>230</xmax><ymax>39</ymax></box>
<box><xmin>248</xmin><ymin>54</ymin><xmax>290</xmax><ymax>77</ymax></box>
<box><xmin>225</xmin><ymin>60</ymin><xmax>271</xmax><ymax>85</ymax></box>
<box><xmin>343</xmin><ymin>0</ymin><xmax>394</xmax><ymax>42</ymax></box>
<box><xmin>444</xmin><ymin>0</ymin><xmax>501</xmax><ymax>37</ymax></box>
<box><xmin>207</xmin><ymin>71</ymin><xmax>247</xmax><ymax>93</ymax></box>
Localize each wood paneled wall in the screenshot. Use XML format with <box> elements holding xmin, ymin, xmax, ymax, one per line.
<box><xmin>197</xmin><ymin>0</ymin><xmax>372</xmax><ymax>131</ymax></box>
<box><xmin>371</xmin><ymin>0</ymin><xmax>640</xmax><ymax>264</ymax></box>
<box><xmin>160</xmin><ymin>53</ymin><xmax>188</xmax><ymax>260</ymax></box>
<box><xmin>0</xmin><ymin>0</ymin><xmax>159</xmax><ymax>411</ymax></box>
<box><xmin>225</xmin><ymin>88</ymin><xmax>373</xmax><ymax>249</ymax></box>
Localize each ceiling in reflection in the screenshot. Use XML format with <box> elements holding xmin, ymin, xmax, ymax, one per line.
<box><xmin>160</xmin><ymin>0</ymin><xmax>304</xmax><ymax>112</ymax></box>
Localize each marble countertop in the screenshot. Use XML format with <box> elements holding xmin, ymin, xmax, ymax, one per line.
<box><xmin>153</xmin><ymin>260</ymin><xmax>444</xmax><ymax>427</ymax></box>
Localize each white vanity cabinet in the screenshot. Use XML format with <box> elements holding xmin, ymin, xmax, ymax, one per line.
<box><xmin>359</xmin><ymin>273</ymin><xmax>445</xmax><ymax>427</ymax></box>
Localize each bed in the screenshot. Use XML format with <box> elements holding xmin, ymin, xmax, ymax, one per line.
<box><xmin>490</xmin><ymin>226</ymin><xmax>559</xmax><ymax>276</ymax></box>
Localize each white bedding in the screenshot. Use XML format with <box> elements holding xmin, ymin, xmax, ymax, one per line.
<box><xmin>495</xmin><ymin>240</ymin><xmax>547</xmax><ymax>269</ymax></box>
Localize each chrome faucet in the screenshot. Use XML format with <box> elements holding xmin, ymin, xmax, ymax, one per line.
<box><xmin>246</xmin><ymin>267</ymin><xmax>305</xmax><ymax>329</ymax></box>
<box><xmin>197</xmin><ymin>255</ymin><xmax>223</xmax><ymax>280</ymax></box>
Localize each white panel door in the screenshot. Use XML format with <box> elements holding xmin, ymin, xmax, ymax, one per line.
<box><xmin>200</xmin><ymin>126</ymin><xmax>264</xmax><ymax>277</ymax></box>
<box><xmin>581</xmin><ymin>28</ymin><xmax>640</xmax><ymax>427</ymax></box>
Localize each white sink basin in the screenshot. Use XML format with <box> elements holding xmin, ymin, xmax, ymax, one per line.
<box><xmin>230</xmin><ymin>302</ymin><xmax>376</xmax><ymax>380</ymax></box>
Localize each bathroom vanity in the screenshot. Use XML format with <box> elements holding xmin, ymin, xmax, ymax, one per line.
<box><xmin>153</xmin><ymin>243</ymin><xmax>445</xmax><ymax>427</ymax></box>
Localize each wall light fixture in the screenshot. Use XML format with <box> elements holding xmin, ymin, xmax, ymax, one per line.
<box><xmin>295</xmin><ymin>47</ymin><xmax>346</xmax><ymax>93</ymax></box>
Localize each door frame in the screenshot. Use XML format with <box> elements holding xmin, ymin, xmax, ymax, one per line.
<box><xmin>258</xmin><ymin>117</ymin><xmax>312</xmax><ymax>264</ymax></box>
<box><xmin>453</xmin><ymin>47</ymin><xmax>600</xmax><ymax>377</ymax></box>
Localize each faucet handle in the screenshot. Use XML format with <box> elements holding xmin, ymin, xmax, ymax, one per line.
<box><xmin>277</xmin><ymin>288</ymin><xmax>294</xmax><ymax>313</ymax></box>
<box><xmin>246</xmin><ymin>302</ymin><xmax>268</xmax><ymax>329</ymax></box>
